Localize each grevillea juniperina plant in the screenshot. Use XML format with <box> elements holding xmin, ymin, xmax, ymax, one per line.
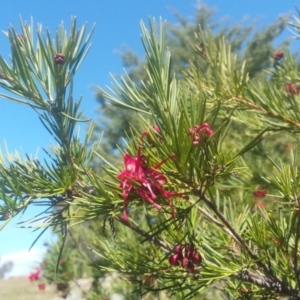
<box><xmin>2</xmin><ymin>12</ymin><xmax>300</xmax><ymax>300</ymax></box>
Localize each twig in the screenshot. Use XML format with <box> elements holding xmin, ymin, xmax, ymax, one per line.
<box><xmin>199</xmin><ymin>193</ymin><xmax>284</xmax><ymax>285</ymax></box>
<box><xmin>189</xmin><ymin>199</ymin><xmax>241</xmax><ymax>245</ymax></box>
<box><xmin>114</xmin><ymin>216</ymin><xmax>170</xmax><ymax>251</ymax></box>
<box><xmin>293</xmin><ymin>209</ymin><xmax>300</xmax><ymax>287</ymax></box>
<box><xmin>233</xmin><ymin>96</ymin><xmax>300</xmax><ymax>129</ymax></box>
<box><xmin>236</xmin><ymin>270</ymin><xmax>300</xmax><ymax>298</ymax></box>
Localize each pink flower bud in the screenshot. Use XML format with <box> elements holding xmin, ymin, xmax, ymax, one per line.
<box><xmin>174</xmin><ymin>244</ymin><xmax>183</xmax><ymax>254</ymax></box>
<box><xmin>185</xmin><ymin>250</ymin><xmax>193</xmax><ymax>260</ymax></box>
<box><xmin>253</xmin><ymin>189</ymin><xmax>267</xmax><ymax>198</ymax></box>
<box><xmin>169</xmin><ymin>254</ymin><xmax>180</xmax><ymax>266</ymax></box>
<box><xmin>181</xmin><ymin>257</ymin><xmax>188</xmax><ymax>268</ymax></box>
<box><xmin>55</xmin><ymin>53</ymin><xmax>65</xmax><ymax>65</ymax></box>
<box><xmin>273</xmin><ymin>50</ymin><xmax>284</xmax><ymax>60</ymax></box>
<box><xmin>285</xmin><ymin>83</ymin><xmax>299</xmax><ymax>96</ymax></box>
<box><xmin>200</xmin><ymin>123</ymin><xmax>210</xmax><ymax>128</ymax></box>
<box><xmin>152</xmin><ymin>125</ymin><xmax>160</xmax><ymax>134</ymax></box>
<box><xmin>186</xmin><ymin>261</ymin><xmax>195</xmax><ymax>273</ymax></box>
<box><xmin>192</xmin><ymin>252</ymin><xmax>202</xmax><ymax>264</ymax></box>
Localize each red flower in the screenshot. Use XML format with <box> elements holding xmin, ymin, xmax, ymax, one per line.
<box><xmin>55</xmin><ymin>53</ymin><xmax>65</xmax><ymax>65</ymax></box>
<box><xmin>168</xmin><ymin>243</ymin><xmax>202</xmax><ymax>273</ymax></box>
<box><xmin>285</xmin><ymin>83</ymin><xmax>299</xmax><ymax>96</ymax></box>
<box><xmin>38</xmin><ymin>283</ymin><xmax>46</xmax><ymax>290</ymax></box>
<box><xmin>59</xmin><ymin>259</ymin><xmax>66</xmax><ymax>265</ymax></box>
<box><xmin>118</xmin><ymin>132</ymin><xmax>183</xmax><ymax>221</ymax></box>
<box><xmin>273</xmin><ymin>50</ymin><xmax>284</xmax><ymax>60</ymax></box>
<box><xmin>151</xmin><ymin>125</ymin><xmax>160</xmax><ymax>134</ymax></box>
<box><xmin>188</xmin><ymin>123</ymin><xmax>213</xmax><ymax>146</ymax></box>
<box><xmin>143</xmin><ymin>125</ymin><xmax>162</xmax><ymax>145</ymax></box>
<box><xmin>255</xmin><ymin>200</ymin><xmax>266</xmax><ymax>209</ymax></box>
<box><xmin>28</xmin><ymin>267</ymin><xmax>42</xmax><ymax>281</ymax></box>
<box><xmin>253</xmin><ymin>189</ymin><xmax>267</xmax><ymax>198</ymax></box>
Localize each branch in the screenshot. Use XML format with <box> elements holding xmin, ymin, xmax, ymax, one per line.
<box><xmin>199</xmin><ymin>193</ymin><xmax>284</xmax><ymax>285</ymax></box>
<box><xmin>114</xmin><ymin>216</ymin><xmax>170</xmax><ymax>251</ymax></box>
<box><xmin>294</xmin><ymin>209</ymin><xmax>300</xmax><ymax>286</ymax></box>
<box><xmin>189</xmin><ymin>199</ymin><xmax>241</xmax><ymax>245</ymax></box>
<box><xmin>236</xmin><ymin>270</ymin><xmax>300</xmax><ymax>298</ymax></box>
<box><xmin>232</xmin><ymin>96</ymin><xmax>300</xmax><ymax>129</ymax></box>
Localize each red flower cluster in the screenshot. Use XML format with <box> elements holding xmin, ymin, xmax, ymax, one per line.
<box><xmin>28</xmin><ymin>266</ymin><xmax>47</xmax><ymax>291</ymax></box>
<box><xmin>169</xmin><ymin>244</ymin><xmax>202</xmax><ymax>273</ymax></box>
<box><xmin>273</xmin><ymin>50</ymin><xmax>284</xmax><ymax>61</ymax></box>
<box><xmin>55</xmin><ymin>53</ymin><xmax>65</xmax><ymax>65</ymax></box>
<box><xmin>285</xmin><ymin>83</ymin><xmax>300</xmax><ymax>96</ymax></box>
<box><xmin>28</xmin><ymin>267</ymin><xmax>42</xmax><ymax>282</ymax></box>
<box><xmin>38</xmin><ymin>283</ymin><xmax>46</xmax><ymax>290</ymax></box>
<box><xmin>118</xmin><ymin>130</ymin><xmax>183</xmax><ymax>221</ymax></box>
<box><xmin>188</xmin><ymin>123</ymin><xmax>213</xmax><ymax>146</ymax></box>
<box><xmin>253</xmin><ymin>189</ymin><xmax>267</xmax><ymax>198</ymax></box>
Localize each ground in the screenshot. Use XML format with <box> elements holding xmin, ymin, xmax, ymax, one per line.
<box><xmin>0</xmin><ymin>277</ymin><xmax>91</xmax><ymax>300</ymax></box>
<box><xmin>0</xmin><ymin>277</ymin><xmax>58</xmax><ymax>300</ymax></box>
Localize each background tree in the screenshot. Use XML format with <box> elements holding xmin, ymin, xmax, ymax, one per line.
<box><xmin>0</xmin><ymin>257</ymin><xmax>13</xmax><ymax>279</ymax></box>
<box><xmin>92</xmin><ymin>3</ymin><xmax>289</xmax><ymax>159</ymax></box>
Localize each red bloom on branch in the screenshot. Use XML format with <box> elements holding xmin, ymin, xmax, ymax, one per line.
<box><xmin>151</xmin><ymin>125</ymin><xmax>160</xmax><ymax>134</ymax></box>
<box><xmin>285</xmin><ymin>83</ymin><xmax>300</xmax><ymax>96</ymax></box>
<box><xmin>169</xmin><ymin>243</ymin><xmax>202</xmax><ymax>273</ymax></box>
<box><xmin>188</xmin><ymin>123</ymin><xmax>213</xmax><ymax>146</ymax></box>
<box><xmin>253</xmin><ymin>189</ymin><xmax>267</xmax><ymax>198</ymax></box>
<box><xmin>28</xmin><ymin>267</ymin><xmax>42</xmax><ymax>282</ymax></box>
<box><xmin>118</xmin><ymin>131</ymin><xmax>184</xmax><ymax>221</ymax></box>
<box><xmin>38</xmin><ymin>283</ymin><xmax>46</xmax><ymax>290</ymax></box>
<box><xmin>55</xmin><ymin>53</ymin><xmax>65</xmax><ymax>65</ymax></box>
<box><xmin>273</xmin><ymin>50</ymin><xmax>284</xmax><ymax>61</ymax></box>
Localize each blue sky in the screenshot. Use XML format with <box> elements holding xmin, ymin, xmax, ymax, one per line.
<box><xmin>0</xmin><ymin>0</ymin><xmax>299</xmax><ymax>277</ymax></box>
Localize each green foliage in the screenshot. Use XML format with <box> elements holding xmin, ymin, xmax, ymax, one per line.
<box><xmin>3</xmin><ymin>7</ymin><xmax>300</xmax><ymax>300</ymax></box>
<box><xmin>92</xmin><ymin>3</ymin><xmax>289</xmax><ymax>159</ymax></box>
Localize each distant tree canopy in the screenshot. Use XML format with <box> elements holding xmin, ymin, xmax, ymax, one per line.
<box><xmin>92</xmin><ymin>3</ymin><xmax>289</xmax><ymax>159</ymax></box>
<box><xmin>0</xmin><ymin>258</ymin><xmax>13</xmax><ymax>279</ymax></box>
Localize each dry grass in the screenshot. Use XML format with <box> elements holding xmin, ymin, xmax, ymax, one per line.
<box><xmin>0</xmin><ymin>277</ymin><xmax>93</xmax><ymax>300</ymax></box>
<box><xmin>0</xmin><ymin>277</ymin><xmax>59</xmax><ymax>300</ymax></box>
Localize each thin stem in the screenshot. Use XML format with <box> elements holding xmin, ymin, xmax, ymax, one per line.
<box><xmin>115</xmin><ymin>216</ymin><xmax>170</xmax><ymax>251</ymax></box>
<box><xmin>189</xmin><ymin>199</ymin><xmax>241</xmax><ymax>245</ymax></box>
<box><xmin>293</xmin><ymin>209</ymin><xmax>300</xmax><ymax>287</ymax></box>
<box><xmin>236</xmin><ymin>271</ymin><xmax>300</xmax><ymax>298</ymax></box>
<box><xmin>51</xmin><ymin>109</ymin><xmax>75</xmax><ymax>167</ymax></box>
<box><xmin>233</xmin><ymin>96</ymin><xmax>300</xmax><ymax>129</ymax></box>
<box><xmin>200</xmin><ymin>192</ymin><xmax>283</xmax><ymax>285</ymax></box>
